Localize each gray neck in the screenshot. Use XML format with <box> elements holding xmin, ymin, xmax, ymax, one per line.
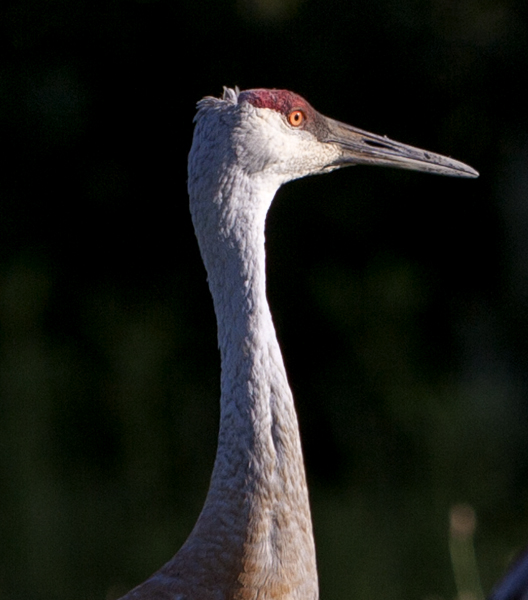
<box><xmin>182</xmin><ymin>167</ymin><xmax>318</xmax><ymax>599</ymax></box>
<box><xmin>192</xmin><ymin>169</ymin><xmax>303</xmax><ymax>496</ymax></box>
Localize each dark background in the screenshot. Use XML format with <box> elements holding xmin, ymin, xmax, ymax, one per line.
<box><xmin>0</xmin><ymin>0</ymin><xmax>527</xmax><ymax>599</ymax></box>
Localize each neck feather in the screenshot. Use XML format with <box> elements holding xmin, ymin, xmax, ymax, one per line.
<box><xmin>179</xmin><ymin>169</ymin><xmax>318</xmax><ymax>599</ymax></box>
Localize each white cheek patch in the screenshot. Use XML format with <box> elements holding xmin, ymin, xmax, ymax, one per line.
<box><xmin>237</xmin><ymin>107</ymin><xmax>340</xmax><ymax>181</ymax></box>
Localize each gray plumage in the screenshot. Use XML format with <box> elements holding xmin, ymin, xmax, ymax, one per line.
<box><xmin>118</xmin><ymin>87</ymin><xmax>478</xmax><ymax>600</ymax></box>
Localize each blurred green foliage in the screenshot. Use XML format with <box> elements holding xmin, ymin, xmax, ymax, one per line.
<box><xmin>0</xmin><ymin>0</ymin><xmax>527</xmax><ymax>599</ymax></box>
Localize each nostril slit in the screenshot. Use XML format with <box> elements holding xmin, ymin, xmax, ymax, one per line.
<box><xmin>363</xmin><ymin>139</ymin><xmax>393</xmax><ymax>150</ymax></box>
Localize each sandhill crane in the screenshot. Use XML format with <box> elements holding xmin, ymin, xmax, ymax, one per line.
<box><xmin>117</xmin><ymin>87</ymin><xmax>478</xmax><ymax>600</ymax></box>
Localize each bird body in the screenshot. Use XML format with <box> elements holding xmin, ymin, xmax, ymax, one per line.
<box><xmin>118</xmin><ymin>87</ymin><xmax>477</xmax><ymax>600</ymax></box>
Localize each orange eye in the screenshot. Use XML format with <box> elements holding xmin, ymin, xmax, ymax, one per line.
<box><xmin>287</xmin><ymin>110</ymin><xmax>305</xmax><ymax>127</ymax></box>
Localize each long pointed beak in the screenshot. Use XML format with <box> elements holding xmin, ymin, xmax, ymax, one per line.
<box><xmin>325</xmin><ymin>117</ymin><xmax>479</xmax><ymax>178</ymax></box>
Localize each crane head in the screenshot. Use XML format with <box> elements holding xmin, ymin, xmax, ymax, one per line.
<box><xmin>192</xmin><ymin>87</ymin><xmax>478</xmax><ymax>186</ymax></box>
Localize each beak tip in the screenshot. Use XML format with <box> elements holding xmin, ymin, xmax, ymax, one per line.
<box><xmin>461</xmin><ymin>165</ymin><xmax>479</xmax><ymax>179</ymax></box>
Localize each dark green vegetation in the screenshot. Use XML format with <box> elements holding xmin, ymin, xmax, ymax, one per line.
<box><xmin>0</xmin><ymin>0</ymin><xmax>526</xmax><ymax>599</ymax></box>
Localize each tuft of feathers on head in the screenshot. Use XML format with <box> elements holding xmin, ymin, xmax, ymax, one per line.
<box><xmin>222</xmin><ymin>86</ymin><xmax>240</xmax><ymax>102</ymax></box>
<box><xmin>194</xmin><ymin>86</ymin><xmax>240</xmax><ymax>122</ymax></box>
